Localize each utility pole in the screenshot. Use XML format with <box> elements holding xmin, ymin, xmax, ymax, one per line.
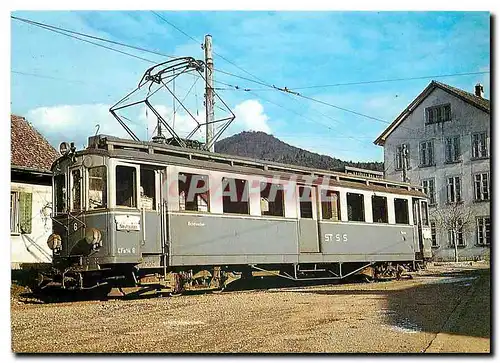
<box><xmin>402</xmin><ymin>144</ymin><xmax>409</xmax><ymax>183</ymax></box>
<box><xmin>204</xmin><ymin>34</ymin><xmax>215</xmax><ymax>152</ymax></box>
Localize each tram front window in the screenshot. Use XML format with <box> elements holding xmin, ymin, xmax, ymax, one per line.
<box><xmin>54</xmin><ymin>174</ymin><xmax>66</xmax><ymax>214</ymax></box>
<box><xmin>116</xmin><ymin>166</ymin><xmax>137</xmax><ymax>208</ymax></box>
<box><xmin>88</xmin><ymin>166</ymin><xmax>107</xmax><ymax>209</ymax></box>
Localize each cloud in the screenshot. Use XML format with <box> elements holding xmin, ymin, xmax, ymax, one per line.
<box><xmin>232</xmin><ymin>99</ymin><xmax>271</xmax><ymax>134</ymax></box>
<box><xmin>26</xmin><ymin>104</ymin><xmax>132</xmax><ymax>148</ymax></box>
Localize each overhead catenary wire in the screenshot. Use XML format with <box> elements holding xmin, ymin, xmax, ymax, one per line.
<box><xmin>238</xmin><ymin>71</ymin><xmax>491</xmax><ymax>92</ymax></box>
<box><xmin>12</xmin><ymin>16</ymin><xmax>157</xmax><ymax>64</ymax></box>
<box><xmin>12</xmin><ymin>16</ymin><xmax>176</xmax><ymax>61</ymax></box>
<box><xmin>147</xmin><ymin>11</ymin><xmax>399</xmax><ymax>135</ymax></box>
<box><xmin>13</xmin><ymin>15</ymin><xmax>489</xmax><ymax>97</ymax></box>
<box><xmin>11</xmin><ymin>70</ymin><xmax>89</xmax><ymax>84</ymax></box>
<box><xmin>242</xmin><ymin>89</ymin><xmax>369</xmax><ymax>148</ymax></box>
<box><xmin>12</xmin><ymin>15</ymin><xmax>380</xmax><ymax>156</ymax></box>
<box><xmin>12</xmin><ymin>14</ymin><xmax>453</xmax><ymax>148</ymax></box>
<box><xmin>151</xmin><ymin>11</ymin><xmax>273</xmax><ymax>88</ymax></box>
<box><xmin>13</xmin><ymin>13</ymin><xmax>485</xmax><ymax>132</ymax></box>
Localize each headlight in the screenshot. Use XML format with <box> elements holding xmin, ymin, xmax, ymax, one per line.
<box><xmin>85</xmin><ymin>228</ymin><xmax>102</xmax><ymax>250</ymax></box>
<box><xmin>47</xmin><ymin>234</ymin><xmax>62</xmax><ymax>251</ymax></box>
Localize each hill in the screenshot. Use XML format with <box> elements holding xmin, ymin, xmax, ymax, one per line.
<box><xmin>214</xmin><ymin>131</ymin><xmax>383</xmax><ymax>172</ymax></box>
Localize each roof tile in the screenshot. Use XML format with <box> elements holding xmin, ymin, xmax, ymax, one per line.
<box><xmin>11</xmin><ymin>114</ymin><xmax>59</xmax><ymax>172</ymax></box>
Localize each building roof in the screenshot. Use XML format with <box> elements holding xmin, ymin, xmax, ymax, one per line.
<box><xmin>374</xmin><ymin>80</ymin><xmax>490</xmax><ymax>146</ymax></box>
<box><xmin>11</xmin><ymin>114</ymin><xmax>59</xmax><ymax>172</ymax></box>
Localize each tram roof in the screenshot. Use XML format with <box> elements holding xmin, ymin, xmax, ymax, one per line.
<box><xmin>55</xmin><ymin>134</ymin><xmax>426</xmax><ymax>198</ymax></box>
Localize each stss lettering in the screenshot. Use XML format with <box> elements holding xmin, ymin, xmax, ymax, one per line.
<box><xmin>324</xmin><ymin>233</ymin><xmax>348</xmax><ymax>242</ymax></box>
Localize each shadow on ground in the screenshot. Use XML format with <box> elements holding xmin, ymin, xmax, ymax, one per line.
<box><xmin>270</xmin><ymin>267</ymin><xmax>490</xmax><ymax>340</ymax></box>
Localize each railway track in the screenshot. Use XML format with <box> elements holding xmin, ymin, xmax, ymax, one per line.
<box><xmin>17</xmin><ymin>273</ymin><xmax>405</xmax><ymax>304</ymax></box>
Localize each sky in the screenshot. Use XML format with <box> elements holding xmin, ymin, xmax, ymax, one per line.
<box><xmin>10</xmin><ymin>11</ymin><xmax>490</xmax><ymax>162</ymax></box>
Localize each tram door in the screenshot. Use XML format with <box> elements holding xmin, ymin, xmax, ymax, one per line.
<box><xmin>139</xmin><ymin>166</ymin><xmax>163</xmax><ymax>254</ymax></box>
<box><xmin>297</xmin><ymin>185</ymin><xmax>320</xmax><ymax>253</ymax></box>
<box><xmin>412</xmin><ymin>198</ymin><xmax>423</xmax><ymax>260</ymax></box>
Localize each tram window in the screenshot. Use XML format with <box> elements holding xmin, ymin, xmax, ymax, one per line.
<box><xmin>54</xmin><ymin>174</ymin><xmax>66</xmax><ymax>214</ymax></box>
<box><xmin>394</xmin><ymin>198</ymin><xmax>409</xmax><ymax>224</ymax></box>
<box><xmin>222</xmin><ymin>177</ymin><xmax>249</xmax><ymax>214</ymax></box>
<box><xmin>299</xmin><ymin>186</ymin><xmax>313</xmax><ymax>219</ymax></box>
<box><xmin>116</xmin><ymin>166</ymin><xmax>137</xmax><ymax>208</ymax></box>
<box><xmin>421</xmin><ymin>201</ymin><xmax>429</xmax><ymax>226</ymax></box>
<box><xmin>260</xmin><ymin>182</ymin><xmax>284</xmax><ymax>217</ymax></box>
<box><xmin>372</xmin><ymin>195</ymin><xmax>388</xmax><ymax>223</ymax></box>
<box><xmin>321</xmin><ymin>190</ymin><xmax>340</xmax><ymax>221</ymax></box>
<box><xmin>88</xmin><ymin>166</ymin><xmax>107</xmax><ymax>209</ymax></box>
<box><xmin>140</xmin><ymin>169</ymin><xmax>156</xmax><ymax>210</ymax></box>
<box><xmin>179</xmin><ymin>173</ymin><xmax>209</xmax><ymax>212</ymax></box>
<box><xmin>347</xmin><ymin>192</ymin><xmax>365</xmax><ymax>222</ymax></box>
<box><xmin>71</xmin><ymin>169</ymin><xmax>82</xmax><ymax>211</ymax></box>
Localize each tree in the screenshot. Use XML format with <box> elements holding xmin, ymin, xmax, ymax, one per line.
<box><xmin>433</xmin><ymin>202</ymin><xmax>474</xmax><ymax>263</ymax></box>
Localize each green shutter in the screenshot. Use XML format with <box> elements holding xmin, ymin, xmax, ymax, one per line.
<box><xmin>19</xmin><ymin>192</ymin><xmax>32</xmax><ymax>234</ymax></box>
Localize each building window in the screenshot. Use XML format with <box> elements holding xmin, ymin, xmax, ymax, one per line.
<box><xmin>222</xmin><ymin>177</ymin><xmax>249</xmax><ymax>215</ymax></box>
<box><xmin>395</xmin><ymin>144</ymin><xmax>410</xmax><ymax>170</ymax></box>
<box><xmin>474</xmin><ymin>173</ymin><xmax>490</xmax><ymax>201</ymax></box>
<box><xmin>445</xmin><ymin>136</ymin><xmax>461</xmax><ymax>163</ymax></box>
<box><xmin>476</xmin><ymin>217</ymin><xmax>491</xmax><ymax>246</ymax></box>
<box><xmin>298</xmin><ymin>186</ymin><xmax>314</xmax><ymax>219</ymax></box>
<box><xmin>419</xmin><ymin>140</ymin><xmax>434</xmax><ymax>167</ymax></box>
<box><xmin>88</xmin><ymin>166</ymin><xmax>107</xmax><ymax>210</ymax></box>
<box><xmin>472</xmin><ymin>132</ymin><xmax>488</xmax><ymax>159</ymax></box>
<box><xmin>260</xmin><ymin>182</ymin><xmax>284</xmax><ymax>217</ymax></box>
<box><xmin>394</xmin><ymin>198</ymin><xmax>409</xmax><ymax>224</ymax></box>
<box><xmin>116</xmin><ymin>166</ymin><xmax>137</xmax><ymax>208</ymax></box>
<box><xmin>430</xmin><ymin>221</ymin><xmax>438</xmax><ymax>247</ymax></box>
<box><xmin>71</xmin><ymin>169</ymin><xmax>82</xmax><ymax>211</ymax></box>
<box><xmin>448</xmin><ymin>225</ymin><xmax>466</xmax><ymax>247</ymax></box>
<box><xmin>179</xmin><ymin>173</ymin><xmax>209</xmax><ymax>212</ymax></box>
<box><xmin>347</xmin><ymin>192</ymin><xmax>365</xmax><ymax>222</ymax></box>
<box><xmin>447</xmin><ymin>176</ymin><xmax>462</xmax><ymax>203</ymax></box>
<box><xmin>426</xmin><ymin>104</ymin><xmax>451</xmax><ymax>124</ymax></box>
<box><xmin>320</xmin><ymin>189</ymin><xmax>340</xmax><ymax>221</ymax></box>
<box><xmin>372</xmin><ymin>195</ymin><xmax>388</xmax><ymax>223</ymax></box>
<box><xmin>422</xmin><ymin>178</ymin><xmax>436</xmax><ymax>205</ymax></box>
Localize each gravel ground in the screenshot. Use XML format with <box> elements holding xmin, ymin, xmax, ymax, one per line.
<box><xmin>11</xmin><ymin>263</ymin><xmax>490</xmax><ymax>353</ymax></box>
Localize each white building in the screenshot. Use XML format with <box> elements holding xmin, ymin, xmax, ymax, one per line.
<box><xmin>374</xmin><ymin>81</ymin><xmax>490</xmax><ymax>261</ymax></box>
<box><xmin>11</xmin><ymin>115</ymin><xmax>59</xmax><ymax>269</ymax></box>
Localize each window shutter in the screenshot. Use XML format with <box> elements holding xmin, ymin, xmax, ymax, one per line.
<box><xmin>405</xmin><ymin>144</ymin><xmax>410</xmax><ymax>168</ymax></box>
<box><xmin>19</xmin><ymin>192</ymin><xmax>32</xmax><ymax>234</ymax></box>
<box><xmin>453</xmin><ymin>137</ymin><xmax>460</xmax><ymax>160</ymax></box>
<box><xmin>395</xmin><ymin>146</ymin><xmax>402</xmax><ymax>170</ymax></box>
<box><xmin>445</xmin><ymin>105</ymin><xmax>451</xmax><ymax>121</ymax></box>
<box><xmin>429</xmin><ymin>142</ymin><xmax>434</xmax><ymax>164</ymax></box>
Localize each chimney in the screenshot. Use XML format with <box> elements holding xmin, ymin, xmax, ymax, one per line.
<box><xmin>475</xmin><ymin>83</ymin><xmax>484</xmax><ymax>98</ymax></box>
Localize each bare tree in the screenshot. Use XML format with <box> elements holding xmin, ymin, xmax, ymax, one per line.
<box><xmin>432</xmin><ymin>202</ymin><xmax>475</xmax><ymax>263</ymax></box>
